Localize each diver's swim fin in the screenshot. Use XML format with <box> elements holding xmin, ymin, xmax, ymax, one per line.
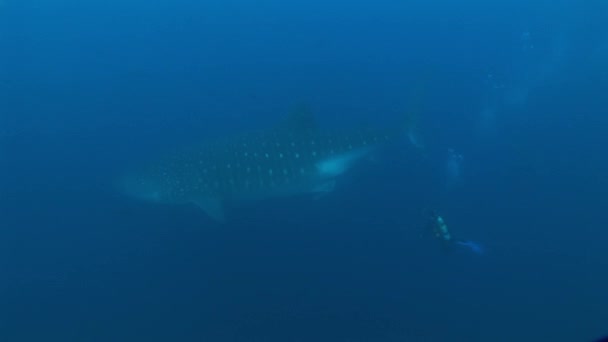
<box><xmin>455</xmin><ymin>240</ymin><xmax>485</xmax><ymax>255</ymax></box>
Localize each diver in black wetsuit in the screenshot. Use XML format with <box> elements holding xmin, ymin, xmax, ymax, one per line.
<box><xmin>427</xmin><ymin>210</ymin><xmax>452</xmax><ymax>250</ymax></box>
<box><xmin>427</xmin><ymin>211</ymin><xmax>484</xmax><ymax>254</ymax></box>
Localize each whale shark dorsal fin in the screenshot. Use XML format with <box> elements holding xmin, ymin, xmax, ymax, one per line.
<box><xmin>193</xmin><ymin>198</ymin><xmax>225</xmax><ymax>223</ymax></box>
<box><xmin>280</xmin><ymin>103</ymin><xmax>318</xmax><ymax>134</ymax></box>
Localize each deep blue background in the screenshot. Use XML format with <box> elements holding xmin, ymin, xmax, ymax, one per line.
<box><xmin>1</xmin><ymin>0</ymin><xmax>607</xmax><ymax>341</ymax></box>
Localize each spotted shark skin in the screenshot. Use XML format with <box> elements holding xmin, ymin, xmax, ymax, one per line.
<box><xmin>120</xmin><ymin>112</ymin><xmax>404</xmax><ymax>222</ymax></box>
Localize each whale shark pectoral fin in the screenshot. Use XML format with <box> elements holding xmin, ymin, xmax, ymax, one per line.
<box><xmin>193</xmin><ymin>198</ymin><xmax>225</xmax><ymax>223</ymax></box>
<box><xmin>311</xmin><ymin>180</ymin><xmax>336</xmax><ymax>200</ymax></box>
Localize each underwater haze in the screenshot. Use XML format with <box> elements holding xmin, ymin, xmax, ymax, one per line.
<box><xmin>1</xmin><ymin>0</ymin><xmax>608</xmax><ymax>341</ymax></box>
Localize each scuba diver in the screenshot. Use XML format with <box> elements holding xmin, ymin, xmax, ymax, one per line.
<box><xmin>426</xmin><ymin>211</ymin><xmax>484</xmax><ymax>255</ymax></box>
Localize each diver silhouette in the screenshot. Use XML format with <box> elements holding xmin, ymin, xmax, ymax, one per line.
<box><xmin>426</xmin><ymin>211</ymin><xmax>484</xmax><ymax>255</ymax></box>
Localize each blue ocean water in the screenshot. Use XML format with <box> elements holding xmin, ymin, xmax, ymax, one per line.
<box><xmin>1</xmin><ymin>0</ymin><xmax>607</xmax><ymax>341</ymax></box>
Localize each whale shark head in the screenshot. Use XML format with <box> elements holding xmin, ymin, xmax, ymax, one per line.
<box><xmin>120</xmin><ymin>175</ymin><xmax>161</xmax><ymax>203</ymax></box>
<box><xmin>118</xmin><ymin>167</ymin><xmax>171</xmax><ymax>204</ymax></box>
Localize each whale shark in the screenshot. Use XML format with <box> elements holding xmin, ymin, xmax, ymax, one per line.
<box><xmin>120</xmin><ymin>107</ymin><xmax>417</xmax><ymax>222</ymax></box>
